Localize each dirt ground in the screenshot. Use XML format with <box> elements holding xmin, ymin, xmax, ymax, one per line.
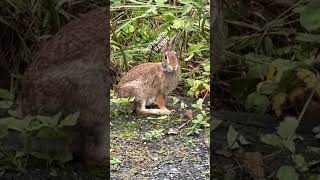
<box><xmin>110</xmin><ymin>96</ymin><xmax>210</xmax><ymax>180</ymax></box>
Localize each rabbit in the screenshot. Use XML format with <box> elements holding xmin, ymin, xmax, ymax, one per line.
<box><xmin>17</xmin><ymin>7</ymin><xmax>109</xmax><ymax>164</ymax></box>
<box><xmin>116</xmin><ymin>33</ymin><xmax>181</xmax><ymax>115</ymax></box>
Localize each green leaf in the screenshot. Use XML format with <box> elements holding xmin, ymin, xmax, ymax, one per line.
<box><xmin>257</xmin><ymin>80</ymin><xmax>279</xmax><ymax>95</ymax></box>
<box><xmin>292</xmin><ymin>154</ymin><xmax>308</xmax><ymax>172</ymax></box>
<box><xmin>272</xmin><ymin>92</ymin><xmax>287</xmax><ymax>117</ymax></box>
<box><xmin>36</xmin><ymin>127</ymin><xmax>64</xmax><ymax>139</ymax></box>
<box><xmin>276</xmin><ymin>165</ymin><xmax>299</xmax><ymax>180</ymax></box>
<box><xmin>296</xmin><ymin>68</ymin><xmax>320</xmax><ymax>95</ymax></box>
<box><xmin>182</xmin><ymin>3</ymin><xmax>193</xmax><ymax>16</ymax></box>
<box><xmin>260</xmin><ymin>134</ymin><xmax>282</xmax><ymax>147</ymax></box>
<box><xmin>3</xmin><ymin>117</ymin><xmax>28</xmax><ymax>132</ymax></box>
<box><xmin>188</xmin><ymin>43</ymin><xmax>205</xmax><ymax>54</ymax></box>
<box><xmin>196</xmin><ymin>114</ymin><xmax>204</xmax><ymax>121</ymax></box>
<box><xmin>36</xmin><ymin>115</ymin><xmax>58</xmax><ymax>127</ymax></box>
<box><xmin>227</xmin><ymin>125</ymin><xmax>239</xmax><ymax>149</ymax></box>
<box><xmin>300</xmin><ymin>0</ymin><xmax>320</xmax><ymax>32</ymax></box>
<box><xmin>245</xmin><ymin>92</ymin><xmax>270</xmax><ymax>113</ymax></box>
<box><xmin>58</xmin><ymin>112</ymin><xmax>80</xmax><ymax>127</ymax></box>
<box><xmin>163</xmin><ymin>12</ymin><xmax>176</xmax><ymax>23</ymax></box>
<box><xmin>196</xmin><ymin>98</ymin><xmax>203</xmax><ymax>108</ymax></box>
<box><xmin>296</xmin><ymin>33</ymin><xmax>320</xmax><ymax>44</ymax></box>
<box><xmin>172</xmin><ymin>19</ymin><xmax>185</xmax><ymax>29</ymax></box>
<box><xmin>0</xmin><ymin>124</ymin><xmax>8</xmax><ymax>138</ymax></box>
<box><xmin>203</xmin><ymin>62</ymin><xmax>210</xmax><ymax>72</ymax></box>
<box><xmin>155</xmin><ymin>0</ymin><xmax>167</xmax><ymax>5</ymax></box>
<box><xmin>211</xmin><ymin>119</ymin><xmax>222</xmax><ymax>131</ymax></box>
<box><xmin>283</xmin><ymin>140</ymin><xmax>296</xmax><ymax>153</ymax></box>
<box><xmin>0</xmin><ymin>89</ymin><xmax>14</xmax><ymax>100</ymax></box>
<box><xmin>267</xmin><ymin>59</ymin><xmax>296</xmax><ymax>83</ymax></box>
<box><xmin>0</xmin><ymin>101</ymin><xmax>13</xmax><ymax>109</ymax></box>
<box><xmin>277</xmin><ymin>116</ymin><xmax>299</xmax><ymax>140</ymax></box>
<box><xmin>146</xmin><ymin>6</ymin><xmax>157</xmax><ymax>15</ymax></box>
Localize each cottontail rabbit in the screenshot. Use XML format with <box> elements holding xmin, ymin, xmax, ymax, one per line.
<box><xmin>116</xmin><ymin>33</ymin><xmax>181</xmax><ymax>115</ymax></box>
<box><xmin>18</xmin><ymin>7</ymin><xmax>108</xmax><ymax>164</ymax></box>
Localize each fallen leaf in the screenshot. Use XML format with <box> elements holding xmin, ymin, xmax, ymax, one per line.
<box><xmin>242</xmin><ymin>152</ymin><xmax>265</xmax><ymax>179</ymax></box>
<box><xmin>185</xmin><ymin>110</ymin><xmax>193</xmax><ymax>119</ymax></box>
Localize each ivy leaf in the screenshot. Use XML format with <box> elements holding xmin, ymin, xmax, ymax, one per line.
<box><xmin>58</xmin><ymin>112</ymin><xmax>80</xmax><ymax>127</ymax></box>
<box><xmin>272</xmin><ymin>92</ymin><xmax>287</xmax><ymax>117</ymax></box>
<box><xmin>300</xmin><ymin>0</ymin><xmax>320</xmax><ymax>32</ymax></box>
<box><xmin>227</xmin><ymin>125</ymin><xmax>239</xmax><ymax>149</ymax></box>
<box><xmin>277</xmin><ymin>116</ymin><xmax>299</xmax><ymax>140</ymax></box>
<box><xmin>276</xmin><ymin>166</ymin><xmax>299</xmax><ymax>180</ymax></box>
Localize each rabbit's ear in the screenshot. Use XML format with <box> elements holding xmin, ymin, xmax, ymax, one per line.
<box><xmin>169</xmin><ymin>32</ymin><xmax>181</xmax><ymax>49</ymax></box>
<box><xmin>161</xmin><ymin>39</ymin><xmax>169</xmax><ymax>53</ymax></box>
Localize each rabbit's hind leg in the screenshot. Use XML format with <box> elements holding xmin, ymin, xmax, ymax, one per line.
<box><xmin>155</xmin><ymin>94</ymin><xmax>171</xmax><ymax>114</ymax></box>
<box><xmin>135</xmin><ymin>99</ymin><xmax>168</xmax><ymax>115</ymax></box>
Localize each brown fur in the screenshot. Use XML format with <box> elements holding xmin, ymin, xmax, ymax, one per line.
<box><xmin>116</xmin><ymin>34</ymin><xmax>181</xmax><ymax>115</ymax></box>
<box><xmin>18</xmin><ymin>7</ymin><xmax>109</xmax><ymax>164</ymax></box>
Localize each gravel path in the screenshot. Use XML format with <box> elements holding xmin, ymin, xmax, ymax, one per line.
<box><xmin>110</xmin><ymin>96</ymin><xmax>210</xmax><ymax>180</ymax></box>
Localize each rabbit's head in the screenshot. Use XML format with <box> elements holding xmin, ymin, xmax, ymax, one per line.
<box><xmin>161</xmin><ymin>33</ymin><xmax>180</xmax><ymax>72</ymax></box>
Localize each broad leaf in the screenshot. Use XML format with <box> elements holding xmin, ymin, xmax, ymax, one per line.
<box><xmin>58</xmin><ymin>112</ymin><xmax>80</xmax><ymax>127</ymax></box>
<box><xmin>277</xmin><ymin>116</ymin><xmax>299</xmax><ymax>140</ymax></box>
<box><xmin>245</xmin><ymin>92</ymin><xmax>270</xmax><ymax>113</ymax></box>
<box><xmin>0</xmin><ymin>124</ymin><xmax>8</xmax><ymax>138</ymax></box>
<box><xmin>227</xmin><ymin>125</ymin><xmax>239</xmax><ymax>149</ymax></box>
<box><xmin>272</xmin><ymin>92</ymin><xmax>287</xmax><ymax>117</ymax></box>
<box><xmin>300</xmin><ymin>0</ymin><xmax>320</xmax><ymax>32</ymax></box>
<box><xmin>0</xmin><ymin>89</ymin><xmax>14</xmax><ymax>100</ymax></box>
<box><xmin>257</xmin><ymin>81</ymin><xmax>279</xmax><ymax>95</ymax></box>
<box><xmin>0</xmin><ymin>101</ymin><xmax>13</xmax><ymax>109</ymax></box>
<box><xmin>260</xmin><ymin>134</ymin><xmax>282</xmax><ymax>147</ymax></box>
<box><xmin>155</xmin><ymin>0</ymin><xmax>167</xmax><ymax>5</ymax></box>
<box><xmin>283</xmin><ymin>139</ymin><xmax>296</xmax><ymax>153</ymax></box>
<box><xmin>292</xmin><ymin>154</ymin><xmax>308</xmax><ymax>172</ymax></box>
<box><xmin>276</xmin><ymin>166</ymin><xmax>299</xmax><ymax>180</ymax></box>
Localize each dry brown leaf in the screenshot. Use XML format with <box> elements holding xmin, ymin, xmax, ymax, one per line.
<box><xmin>185</xmin><ymin>110</ymin><xmax>193</xmax><ymax>119</ymax></box>
<box><xmin>242</xmin><ymin>152</ymin><xmax>265</xmax><ymax>180</ymax></box>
